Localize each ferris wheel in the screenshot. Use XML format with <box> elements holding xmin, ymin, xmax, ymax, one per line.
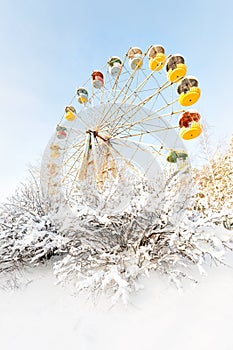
<box><xmin>40</xmin><ymin>45</ymin><xmax>203</xmax><ymax>213</ymax></box>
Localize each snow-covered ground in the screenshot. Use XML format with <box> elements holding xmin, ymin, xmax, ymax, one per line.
<box><xmin>1</xmin><ymin>255</ymin><xmax>233</xmax><ymax>350</ymax></box>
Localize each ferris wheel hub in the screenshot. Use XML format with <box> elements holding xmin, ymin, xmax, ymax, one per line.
<box><xmin>86</xmin><ymin>129</ymin><xmax>110</xmax><ymax>142</ymax></box>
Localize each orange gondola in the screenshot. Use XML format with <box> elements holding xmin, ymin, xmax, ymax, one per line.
<box><xmin>179</xmin><ymin>109</ymin><xmax>202</xmax><ymax>140</ymax></box>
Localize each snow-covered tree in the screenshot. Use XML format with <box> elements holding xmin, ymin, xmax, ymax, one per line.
<box><xmin>192</xmin><ymin>135</ymin><xmax>233</xmax><ymax>225</ymax></box>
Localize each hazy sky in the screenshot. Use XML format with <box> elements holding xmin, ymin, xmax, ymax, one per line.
<box><xmin>0</xmin><ymin>0</ymin><xmax>232</xmax><ymax>200</ymax></box>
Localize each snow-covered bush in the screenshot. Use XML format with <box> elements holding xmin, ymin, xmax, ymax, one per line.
<box><xmin>0</xmin><ymin>174</ymin><xmax>66</xmax><ymax>274</ymax></box>
<box><xmin>52</xmin><ymin>187</ymin><xmax>233</xmax><ymax>304</ymax></box>
<box><xmin>0</xmin><ymin>154</ymin><xmax>232</xmax><ymax>303</ymax></box>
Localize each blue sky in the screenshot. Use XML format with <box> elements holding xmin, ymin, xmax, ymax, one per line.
<box><xmin>0</xmin><ymin>0</ymin><xmax>232</xmax><ymax>200</ymax></box>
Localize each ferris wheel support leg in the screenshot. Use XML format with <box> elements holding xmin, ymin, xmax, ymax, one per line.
<box><xmin>90</xmin><ymin>133</ymin><xmax>104</xmax><ymax>189</ymax></box>
<box><xmin>77</xmin><ymin>132</ymin><xmax>91</xmax><ymax>181</ymax></box>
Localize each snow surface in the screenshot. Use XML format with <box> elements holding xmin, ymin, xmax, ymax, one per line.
<box><xmin>0</xmin><ymin>256</ymin><xmax>233</xmax><ymax>350</ymax></box>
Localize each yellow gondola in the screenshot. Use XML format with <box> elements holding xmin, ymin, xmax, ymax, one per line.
<box><xmin>177</xmin><ymin>76</ymin><xmax>201</xmax><ymax>106</ymax></box>
<box><xmin>148</xmin><ymin>45</ymin><xmax>166</xmax><ymax>71</ymax></box>
<box><xmin>166</xmin><ymin>54</ymin><xmax>187</xmax><ymax>83</ymax></box>
<box><xmin>64</xmin><ymin>106</ymin><xmax>76</xmax><ymax>121</ymax></box>
<box><xmin>77</xmin><ymin>87</ymin><xmax>88</xmax><ymax>104</ymax></box>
